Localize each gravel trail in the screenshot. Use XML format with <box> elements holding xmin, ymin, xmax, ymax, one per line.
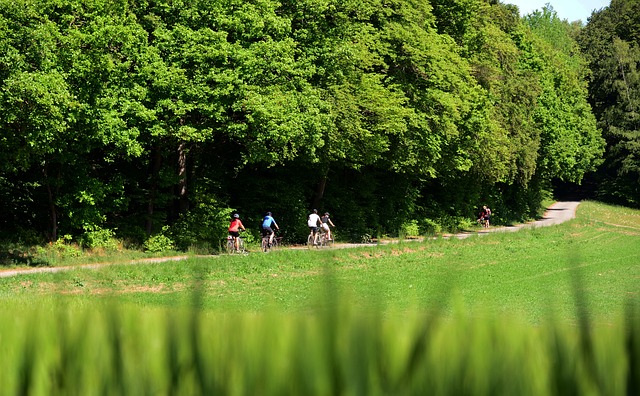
<box><xmin>0</xmin><ymin>202</ymin><xmax>581</xmax><ymax>277</ymax></box>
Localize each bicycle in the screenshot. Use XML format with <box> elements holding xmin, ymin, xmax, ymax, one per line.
<box><xmin>307</xmin><ymin>231</ymin><xmax>320</xmax><ymax>248</ymax></box>
<box><xmin>262</xmin><ymin>230</ymin><xmax>279</xmax><ymax>252</ymax></box>
<box><xmin>477</xmin><ymin>216</ymin><xmax>490</xmax><ymax>228</ymax></box>
<box><xmin>226</xmin><ymin>233</ymin><xmax>245</xmax><ymax>254</ymax></box>
<box><xmin>308</xmin><ymin>229</ymin><xmax>333</xmax><ymax>248</ymax></box>
<box><xmin>318</xmin><ymin>230</ymin><xmax>333</xmax><ymax>247</ymax></box>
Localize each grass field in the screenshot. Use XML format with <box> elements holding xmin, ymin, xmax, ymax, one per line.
<box><xmin>1</xmin><ymin>201</ymin><xmax>638</xmax><ymax>323</ymax></box>
<box><xmin>0</xmin><ymin>201</ymin><xmax>638</xmax><ymax>395</ymax></box>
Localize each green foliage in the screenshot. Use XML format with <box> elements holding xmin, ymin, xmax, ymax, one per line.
<box><xmin>0</xmin><ymin>300</ymin><xmax>635</xmax><ymax>395</ymax></box>
<box><xmin>578</xmin><ymin>0</ymin><xmax>640</xmax><ymax>207</ymax></box>
<box><xmin>525</xmin><ymin>6</ymin><xmax>605</xmax><ymax>184</ymax></box>
<box><xmin>239</xmin><ymin>229</ymin><xmax>258</xmax><ymax>245</ymax></box>
<box><xmin>419</xmin><ymin>218</ymin><xmax>443</xmax><ymax>235</ymax></box>
<box><xmin>79</xmin><ymin>227</ymin><xmax>120</xmax><ymax>251</ymax></box>
<box><xmin>442</xmin><ymin>215</ymin><xmax>475</xmax><ymax>233</ymax></box>
<box><xmin>0</xmin><ymin>0</ymin><xmax>608</xmax><ymax>248</ymax></box>
<box><xmin>400</xmin><ymin>219</ymin><xmax>420</xmax><ymax>238</ymax></box>
<box><xmin>31</xmin><ymin>234</ymin><xmax>83</xmax><ymax>265</ymax></box>
<box><xmin>169</xmin><ymin>201</ymin><xmax>233</xmax><ymax>251</ymax></box>
<box><xmin>143</xmin><ymin>226</ymin><xmax>175</xmax><ymax>253</ymax></box>
<box><xmin>2</xmin><ymin>200</ymin><xmax>640</xmax><ymax>396</ymax></box>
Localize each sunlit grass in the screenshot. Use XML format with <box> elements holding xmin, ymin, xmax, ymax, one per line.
<box><xmin>1</xmin><ymin>201</ymin><xmax>638</xmax><ymax>323</ymax></box>
<box><xmin>0</xmin><ymin>201</ymin><xmax>639</xmax><ymax>394</ymax></box>
<box><xmin>0</xmin><ymin>299</ymin><xmax>636</xmax><ymax>395</ymax></box>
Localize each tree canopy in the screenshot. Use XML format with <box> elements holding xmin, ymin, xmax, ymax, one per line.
<box><xmin>0</xmin><ymin>0</ymin><xmax>607</xmax><ymax>247</ymax></box>
<box><xmin>578</xmin><ymin>0</ymin><xmax>640</xmax><ymax>207</ymax></box>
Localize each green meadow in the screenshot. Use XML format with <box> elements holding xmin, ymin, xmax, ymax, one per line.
<box><xmin>0</xmin><ymin>201</ymin><xmax>638</xmax><ymax>395</ymax></box>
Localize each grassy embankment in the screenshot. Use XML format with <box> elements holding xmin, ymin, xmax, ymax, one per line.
<box><xmin>0</xmin><ymin>201</ymin><xmax>638</xmax><ymax>394</ymax></box>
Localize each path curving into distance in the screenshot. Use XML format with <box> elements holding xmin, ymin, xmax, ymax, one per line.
<box><xmin>450</xmin><ymin>200</ymin><xmax>580</xmax><ymax>240</ymax></box>
<box><xmin>301</xmin><ymin>201</ymin><xmax>581</xmax><ymax>247</ymax></box>
<box><xmin>0</xmin><ymin>202</ymin><xmax>581</xmax><ymax>278</ymax></box>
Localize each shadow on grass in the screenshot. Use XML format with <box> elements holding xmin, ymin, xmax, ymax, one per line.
<box><xmin>0</xmin><ymin>241</ymin><xmax>48</xmax><ymax>267</ymax></box>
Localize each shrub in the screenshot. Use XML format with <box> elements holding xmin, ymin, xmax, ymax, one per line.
<box><xmin>437</xmin><ymin>215</ymin><xmax>475</xmax><ymax>233</ymax></box>
<box><xmin>239</xmin><ymin>230</ymin><xmax>257</xmax><ymax>245</ymax></box>
<box><xmin>31</xmin><ymin>234</ymin><xmax>82</xmax><ymax>265</ymax></box>
<box><xmin>80</xmin><ymin>227</ymin><xmax>120</xmax><ymax>251</ymax></box>
<box><xmin>143</xmin><ymin>227</ymin><xmax>175</xmax><ymax>253</ymax></box>
<box><xmin>401</xmin><ymin>220</ymin><xmax>421</xmax><ymax>238</ymax></box>
<box><xmin>420</xmin><ymin>218</ymin><xmax>442</xmax><ymax>235</ymax></box>
<box><xmin>170</xmin><ymin>200</ymin><xmax>234</xmax><ymax>251</ymax></box>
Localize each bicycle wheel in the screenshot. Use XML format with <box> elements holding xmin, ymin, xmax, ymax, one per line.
<box><xmin>270</xmin><ymin>238</ymin><xmax>278</xmax><ymax>250</ymax></box>
<box><xmin>307</xmin><ymin>234</ymin><xmax>314</xmax><ymax>248</ymax></box>
<box><xmin>226</xmin><ymin>238</ymin><xmax>234</xmax><ymax>254</ymax></box>
<box><xmin>262</xmin><ymin>237</ymin><xmax>269</xmax><ymax>252</ymax></box>
<box><xmin>325</xmin><ymin>234</ymin><xmax>334</xmax><ymax>248</ymax></box>
<box><xmin>238</xmin><ymin>238</ymin><xmax>245</xmax><ymax>253</ymax></box>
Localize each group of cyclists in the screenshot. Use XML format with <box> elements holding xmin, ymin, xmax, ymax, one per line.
<box><xmin>227</xmin><ymin>209</ymin><xmax>334</xmax><ymax>252</ymax></box>
<box><xmin>307</xmin><ymin>209</ymin><xmax>335</xmax><ymax>246</ymax></box>
<box><xmin>230</xmin><ymin>204</ymin><xmax>490</xmax><ymax>252</ymax></box>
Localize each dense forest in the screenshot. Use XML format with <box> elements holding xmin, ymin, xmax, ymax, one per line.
<box><xmin>0</xmin><ymin>0</ymin><xmax>635</xmax><ymax>249</ymax></box>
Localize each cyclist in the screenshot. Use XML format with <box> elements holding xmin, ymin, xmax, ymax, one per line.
<box><xmin>228</xmin><ymin>213</ymin><xmax>246</xmax><ymax>251</ymax></box>
<box><xmin>321</xmin><ymin>212</ymin><xmax>335</xmax><ymax>240</ymax></box>
<box><xmin>308</xmin><ymin>209</ymin><xmax>321</xmax><ymax>245</ymax></box>
<box><xmin>261</xmin><ymin>211</ymin><xmax>279</xmax><ymax>247</ymax></box>
<box><xmin>483</xmin><ymin>206</ymin><xmax>491</xmax><ymax>228</ymax></box>
<box><xmin>477</xmin><ymin>205</ymin><xmax>491</xmax><ymax>228</ymax></box>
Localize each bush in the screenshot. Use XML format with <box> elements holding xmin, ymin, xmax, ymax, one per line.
<box><xmin>80</xmin><ymin>227</ymin><xmax>120</xmax><ymax>250</ymax></box>
<box><xmin>170</xmin><ymin>200</ymin><xmax>234</xmax><ymax>251</ymax></box>
<box><xmin>419</xmin><ymin>218</ymin><xmax>442</xmax><ymax>235</ymax></box>
<box><xmin>32</xmin><ymin>234</ymin><xmax>82</xmax><ymax>265</ymax></box>
<box><xmin>401</xmin><ymin>220</ymin><xmax>421</xmax><ymax>238</ymax></box>
<box><xmin>437</xmin><ymin>215</ymin><xmax>475</xmax><ymax>233</ymax></box>
<box><xmin>239</xmin><ymin>230</ymin><xmax>257</xmax><ymax>245</ymax></box>
<box><xmin>456</xmin><ymin>217</ymin><xmax>475</xmax><ymax>231</ymax></box>
<box><xmin>143</xmin><ymin>227</ymin><xmax>175</xmax><ymax>253</ymax></box>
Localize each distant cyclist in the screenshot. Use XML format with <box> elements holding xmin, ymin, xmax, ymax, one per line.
<box><xmin>484</xmin><ymin>206</ymin><xmax>491</xmax><ymax>227</ymax></box>
<box><xmin>308</xmin><ymin>209</ymin><xmax>321</xmax><ymax>245</ymax></box>
<box><xmin>477</xmin><ymin>205</ymin><xmax>491</xmax><ymax>228</ymax></box>
<box><xmin>262</xmin><ymin>211</ymin><xmax>279</xmax><ymax>247</ymax></box>
<box><xmin>321</xmin><ymin>212</ymin><xmax>335</xmax><ymax>240</ymax></box>
<box><xmin>228</xmin><ymin>213</ymin><xmax>246</xmax><ymax>251</ymax></box>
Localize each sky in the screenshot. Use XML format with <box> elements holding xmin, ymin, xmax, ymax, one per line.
<box><xmin>505</xmin><ymin>0</ymin><xmax>611</xmax><ymax>23</ymax></box>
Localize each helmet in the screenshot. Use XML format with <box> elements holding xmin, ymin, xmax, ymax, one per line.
<box><xmin>313</xmin><ymin>209</ymin><xmax>318</xmax><ymax>214</ymax></box>
<box><xmin>266</xmin><ymin>212</ymin><xmax>272</xmax><ymax>216</ymax></box>
<box><xmin>324</xmin><ymin>212</ymin><xmax>330</xmax><ymax>216</ymax></box>
<box><xmin>233</xmin><ymin>213</ymin><xmax>239</xmax><ymax>219</ymax></box>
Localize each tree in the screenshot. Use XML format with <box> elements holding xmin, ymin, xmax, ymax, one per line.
<box><xmin>526</xmin><ymin>5</ymin><xmax>605</xmax><ymax>184</ymax></box>
<box><xmin>0</xmin><ymin>0</ymin><xmax>611</xmax><ymax>247</ymax></box>
<box><xmin>578</xmin><ymin>0</ymin><xmax>640</xmax><ymax>206</ymax></box>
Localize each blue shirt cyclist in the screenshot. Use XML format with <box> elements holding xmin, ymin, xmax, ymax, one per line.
<box><xmin>261</xmin><ymin>212</ymin><xmax>279</xmax><ymax>246</ymax></box>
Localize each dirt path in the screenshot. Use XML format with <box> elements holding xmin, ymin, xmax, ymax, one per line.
<box><xmin>0</xmin><ymin>202</ymin><xmax>580</xmax><ymax>278</ymax></box>
<box><xmin>0</xmin><ymin>255</ymin><xmax>192</xmax><ymax>279</ymax></box>
<box><xmin>449</xmin><ymin>200</ymin><xmax>580</xmax><ymax>239</ymax></box>
<box><xmin>295</xmin><ymin>201</ymin><xmax>580</xmax><ymax>247</ymax></box>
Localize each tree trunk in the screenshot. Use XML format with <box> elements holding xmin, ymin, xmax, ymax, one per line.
<box><xmin>43</xmin><ymin>162</ymin><xmax>58</xmax><ymax>242</ymax></box>
<box><xmin>146</xmin><ymin>145</ymin><xmax>162</xmax><ymax>235</ymax></box>
<box><xmin>311</xmin><ymin>173</ymin><xmax>328</xmax><ymax>210</ymax></box>
<box><xmin>177</xmin><ymin>142</ymin><xmax>189</xmax><ymax>214</ymax></box>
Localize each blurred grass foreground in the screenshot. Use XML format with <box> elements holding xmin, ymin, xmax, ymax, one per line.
<box><xmin>0</xmin><ymin>298</ymin><xmax>638</xmax><ymax>396</ymax></box>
